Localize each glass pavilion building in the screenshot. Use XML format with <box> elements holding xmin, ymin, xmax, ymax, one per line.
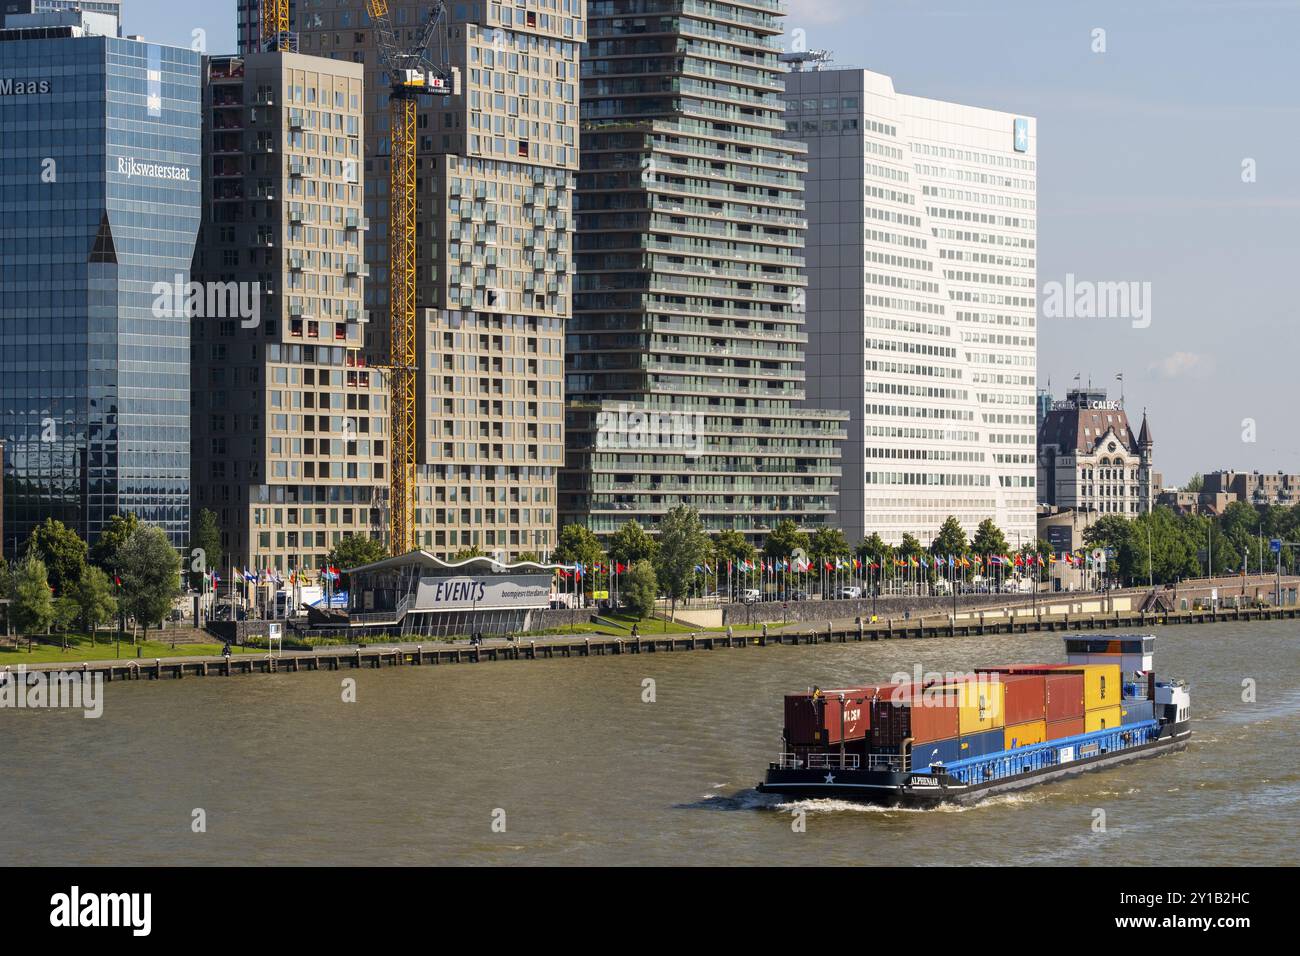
<box><xmin>0</xmin><ymin>12</ymin><xmax>201</xmax><ymax>557</ymax></box>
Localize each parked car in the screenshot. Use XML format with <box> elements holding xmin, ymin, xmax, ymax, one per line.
<box><xmin>835</xmin><ymin>586</ymin><xmax>863</xmax><ymax>600</ymax></box>
<box><xmin>741</xmin><ymin>588</ymin><xmax>762</xmax><ymax>603</ymax></box>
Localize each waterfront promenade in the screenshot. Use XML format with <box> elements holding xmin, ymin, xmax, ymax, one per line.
<box><xmin>6</xmin><ymin>599</ymin><xmax>1296</xmax><ymax>684</ymax></box>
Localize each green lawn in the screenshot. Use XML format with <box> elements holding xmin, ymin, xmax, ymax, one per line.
<box><xmin>0</xmin><ymin>635</ymin><xmax>260</xmax><ymax>666</ymax></box>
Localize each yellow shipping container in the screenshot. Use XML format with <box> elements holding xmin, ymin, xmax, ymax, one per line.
<box><xmin>1085</xmin><ymin>705</ymin><xmax>1123</xmax><ymax>733</ymax></box>
<box><xmin>1078</xmin><ymin>663</ymin><xmax>1121</xmax><ymax>711</ymax></box>
<box><xmin>1003</xmin><ymin>719</ymin><xmax>1048</xmax><ymax>750</ymax></box>
<box><xmin>955</xmin><ymin>680</ymin><xmax>1004</xmax><ymax>735</ymax></box>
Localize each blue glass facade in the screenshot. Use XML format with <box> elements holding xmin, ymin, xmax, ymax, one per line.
<box><xmin>0</xmin><ymin>30</ymin><xmax>201</xmax><ymax>557</ymax></box>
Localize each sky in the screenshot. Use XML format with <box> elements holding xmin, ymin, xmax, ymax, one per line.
<box><xmin>125</xmin><ymin>0</ymin><xmax>1300</xmax><ymax>486</ymax></box>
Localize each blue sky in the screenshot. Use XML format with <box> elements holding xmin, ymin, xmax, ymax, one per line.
<box><xmin>130</xmin><ymin>0</ymin><xmax>1299</xmax><ymax>485</ymax></box>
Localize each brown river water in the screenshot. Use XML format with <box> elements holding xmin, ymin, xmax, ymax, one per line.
<box><xmin>1</xmin><ymin>621</ymin><xmax>1296</xmax><ymax>865</ymax></box>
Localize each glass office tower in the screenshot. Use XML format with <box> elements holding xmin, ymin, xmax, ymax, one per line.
<box><xmin>0</xmin><ymin>15</ymin><xmax>201</xmax><ymax>556</ymax></box>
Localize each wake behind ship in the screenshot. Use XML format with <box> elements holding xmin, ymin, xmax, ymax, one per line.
<box><xmin>758</xmin><ymin>636</ymin><xmax>1191</xmax><ymax>806</ymax></box>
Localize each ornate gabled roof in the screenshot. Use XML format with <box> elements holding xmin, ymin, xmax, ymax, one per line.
<box><xmin>1038</xmin><ymin>403</ymin><xmax>1138</xmax><ymax>456</ymax></box>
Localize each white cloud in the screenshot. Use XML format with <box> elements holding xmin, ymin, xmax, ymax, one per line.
<box><xmin>1148</xmin><ymin>351</ymin><xmax>1210</xmax><ymax>379</ymax></box>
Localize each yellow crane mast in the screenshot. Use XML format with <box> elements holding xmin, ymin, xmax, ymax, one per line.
<box><xmin>365</xmin><ymin>0</ymin><xmax>458</xmax><ymax>554</ymax></box>
<box><xmin>259</xmin><ymin>0</ymin><xmax>295</xmax><ymax>53</ymax></box>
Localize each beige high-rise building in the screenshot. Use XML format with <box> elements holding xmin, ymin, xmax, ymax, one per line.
<box><xmin>192</xmin><ymin>51</ymin><xmax>390</xmax><ymax>572</ymax></box>
<box><xmin>295</xmin><ymin>1</ymin><xmax>584</xmax><ymax>561</ymax></box>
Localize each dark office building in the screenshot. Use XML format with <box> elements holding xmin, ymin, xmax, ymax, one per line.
<box><xmin>0</xmin><ymin>10</ymin><xmax>201</xmax><ymax>557</ymax></box>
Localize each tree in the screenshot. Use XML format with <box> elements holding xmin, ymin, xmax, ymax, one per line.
<box><xmin>711</xmin><ymin>529</ymin><xmax>755</xmax><ymax>575</ymax></box>
<box><xmin>554</xmin><ymin>523</ymin><xmax>605</xmax><ymax>572</ymax></box>
<box><xmin>0</xmin><ymin>558</ymin><xmax>10</xmax><ymax>629</ymax></box>
<box><xmin>515</xmin><ymin>551</ymin><xmax>541</xmax><ymax>563</ymax></box>
<box><xmin>763</xmin><ymin>519</ymin><xmax>809</xmax><ymax>559</ymax></box>
<box><xmin>10</xmin><ymin>555</ymin><xmax>55</xmax><ymax>637</ymax></box>
<box><xmin>930</xmin><ymin>516</ymin><xmax>968</xmax><ymax>557</ymax></box>
<box><xmin>452</xmin><ymin>546</ymin><xmax>486</xmax><ymax>560</ymax></box>
<box><xmin>189</xmin><ymin>508</ymin><xmax>223</xmax><ymax>587</ymax></box>
<box><xmin>898</xmin><ymin>533</ymin><xmax>924</xmax><ymax>560</ymax></box>
<box><xmin>609</xmin><ymin>519</ymin><xmax>659</xmax><ymax>566</ymax></box>
<box><xmin>90</xmin><ymin>512</ymin><xmax>139</xmax><ymax>572</ymax></box>
<box><xmin>326</xmin><ymin>534</ymin><xmax>387</xmax><ymax>584</ymax></box>
<box><xmin>654</xmin><ymin>505</ymin><xmax>709</xmax><ymax>618</ymax></box>
<box><xmin>1124</xmin><ymin>507</ymin><xmax>1199</xmax><ymax>585</ymax></box>
<box><xmin>117</xmin><ymin>524</ymin><xmax>180</xmax><ymax>642</ymax></box>
<box><xmin>897</xmin><ymin>533</ymin><xmax>925</xmax><ymax>580</ymax></box>
<box><xmin>53</xmin><ymin>594</ymin><xmax>80</xmax><ymax>634</ymax></box>
<box><xmin>971</xmin><ymin>518</ymin><xmax>1010</xmax><ymax>557</ymax></box>
<box><xmin>1184</xmin><ymin>473</ymin><xmax>1204</xmax><ymax>493</ymax></box>
<box><xmin>809</xmin><ymin>526</ymin><xmax>850</xmax><ymax>558</ymax></box>
<box><xmin>1082</xmin><ymin>514</ymin><xmax>1133</xmax><ymax>552</ymax></box>
<box><xmin>66</xmin><ymin>565</ymin><xmax>117</xmax><ymax>642</ymax></box>
<box><xmin>25</xmin><ymin>517</ymin><xmax>87</xmax><ymax>595</ymax></box>
<box><xmin>622</xmin><ymin>560</ymin><xmax>659</xmax><ymax>619</ymax></box>
<box><xmin>856</xmin><ymin>533</ymin><xmax>892</xmax><ymax>563</ymax></box>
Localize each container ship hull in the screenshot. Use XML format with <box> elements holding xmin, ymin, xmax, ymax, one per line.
<box><xmin>758</xmin><ymin>635</ymin><xmax>1191</xmax><ymax>807</ymax></box>
<box><xmin>759</xmin><ymin>722</ymin><xmax>1190</xmax><ymax>806</ymax></box>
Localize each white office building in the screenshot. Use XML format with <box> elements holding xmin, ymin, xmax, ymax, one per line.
<box><xmin>782</xmin><ymin>67</ymin><xmax>1037</xmax><ymax>548</ymax></box>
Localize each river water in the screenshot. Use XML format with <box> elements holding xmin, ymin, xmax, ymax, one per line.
<box><xmin>2</xmin><ymin>622</ymin><xmax>1296</xmax><ymax>866</ymax></box>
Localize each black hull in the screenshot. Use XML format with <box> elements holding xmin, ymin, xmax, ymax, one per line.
<box><xmin>757</xmin><ymin>725</ymin><xmax>1191</xmax><ymax>806</ymax></box>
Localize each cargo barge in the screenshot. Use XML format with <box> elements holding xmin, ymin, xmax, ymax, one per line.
<box><xmin>758</xmin><ymin>636</ymin><xmax>1190</xmax><ymax>806</ymax></box>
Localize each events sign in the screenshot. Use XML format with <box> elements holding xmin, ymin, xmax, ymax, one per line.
<box><xmin>413</xmin><ymin>574</ymin><xmax>552</xmax><ymax>611</ymax></box>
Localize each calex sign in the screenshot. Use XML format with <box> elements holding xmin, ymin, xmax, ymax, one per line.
<box><xmin>1013</xmin><ymin>117</ymin><xmax>1029</xmax><ymax>153</ymax></box>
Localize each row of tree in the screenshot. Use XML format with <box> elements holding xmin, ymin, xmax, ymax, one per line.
<box><xmin>1</xmin><ymin>514</ymin><xmax>183</xmax><ymax>641</ymax></box>
<box><xmin>553</xmin><ymin>510</ymin><xmax>1041</xmax><ymax>608</ymax></box>
<box><xmin>554</xmin><ymin>500</ymin><xmax>1300</xmax><ymax>611</ymax></box>
<box><xmin>1082</xmin><ymin>500</ymin><xmax>1300</xmax><ymax>585</ymax></box>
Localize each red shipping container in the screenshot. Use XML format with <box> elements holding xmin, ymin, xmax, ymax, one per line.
<box><xmin>784</xmin><ymin>695</ymin><xmax>821</xmax><ymax>746</ymax></box>
<box><xmin>1044</xmin><ymin>673</ymin><xmax>1085</xmax><ymax>722</ymax></box>
<box><xmin>870</xmin><ymin>688</ymin><xmax>960</xmax><ymax>747</ymax></box>
<box><xmin>1046</xmin><ymin>715</ymin><xmax>1085</xmax><ymax>740</ymax></box>
<box><xmin>998</xmin><ymin>674</ymin><xmax>1046</xmax><ymax>726</ymax></box>
<box><xmin>785</xmin><ymin>686</ymin><xmax>886</xmax><ymax>746</ymax></box>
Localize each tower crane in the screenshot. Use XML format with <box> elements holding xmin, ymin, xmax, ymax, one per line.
<box><xmin>260</xmin><ymin>0</ymin><xmax>296</xmax><ymax>52</ymax></box>
<box><xmin>365</xmin><ymin>1</ymin><xmax>459</xmax><ymax>555</ymax></box>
